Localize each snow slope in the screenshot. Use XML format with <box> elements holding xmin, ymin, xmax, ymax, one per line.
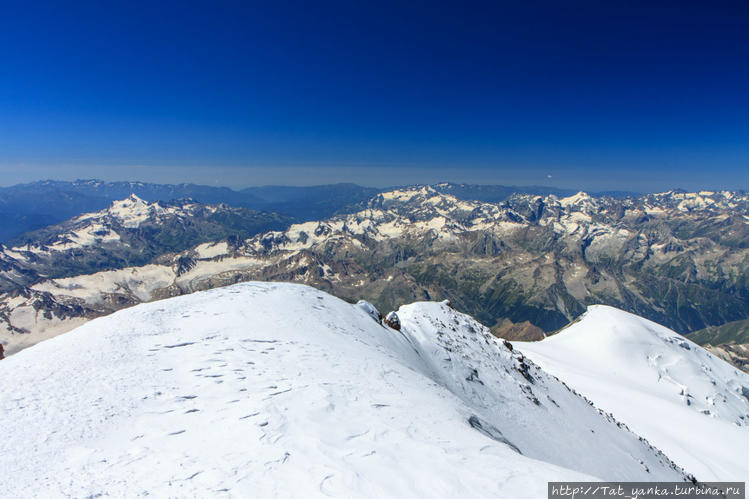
<box><xmin>517</xmin><ymin>305</ymin><xmax>749</xmax><ymax>481</ymax></box>
<box><xmin>0</xmin><ymin>283</ymin><xmax>688</xmax><ymax>498</ymax></box>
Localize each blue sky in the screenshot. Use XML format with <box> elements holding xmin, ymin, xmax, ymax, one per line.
<box><xmin>1</xmin><ymin>1</ymin><xmax>747</xmax><ymax>190</ymax></box>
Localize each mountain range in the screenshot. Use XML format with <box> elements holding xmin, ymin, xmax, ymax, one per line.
<box><xmin>0</xmin><ymin>179</ymin><xmax>638</xmax><ymax>242</ymax></box>
<box><xmin>1</xmin><ymin>184</ymin><xmax>748</xmax><ymax>372</ymax></box>
<box><xmin>0</xmin><ymin>180</ymin><xmax>377</xmax><ymax>242</ymax></box>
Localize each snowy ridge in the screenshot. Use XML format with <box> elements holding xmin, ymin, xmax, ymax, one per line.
<box><xmin>518</xmin><ymin>305</ymin><xmax>749</xmax><ymax>481</ymax></box>
<box><xmin>395</xmin><ymin>302</ymin><xmax>687</xmax><ymax>479</ymax></box>
<box><xmin>0</xmin><ymin>283</ymin><xmax>688</xmax><ymax>498</ymax></box>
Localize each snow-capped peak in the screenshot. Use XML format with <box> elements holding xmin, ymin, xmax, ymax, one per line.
<box><xmin>106</xmin><ymin>194</ymin><xmax>161</xmax><ymax>228</ymax></box>
<box><xmin>559</xmin><ymin>191</ymin><xmax>594</xmax><ymax>207</ymax></box>
<box><xmin>518</xmin><ymin>304</ymin><xmax>749</xmax><ymax>481</ymax></box>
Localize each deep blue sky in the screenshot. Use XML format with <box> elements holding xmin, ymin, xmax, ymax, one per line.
<box><xmin>1</xmin><ymin>1</ymin><xmax>748</xmax><ymax>190</ymax></box>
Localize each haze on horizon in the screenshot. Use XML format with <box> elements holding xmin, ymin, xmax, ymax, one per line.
<box><xmin>0</xmin><ymin>167</ymin><xmax>745</xmax><ymax>194</ymax></box>
<box><xmin>1</xmin><ymin>1</ymin><xmax>748</xmax><ymax>192</ymax></box>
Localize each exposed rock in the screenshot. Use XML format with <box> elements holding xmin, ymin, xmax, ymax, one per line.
<box><xmin>175</xmin><ymin>255</ymin><xmax>197</xmax><ymax>277</ymax></box>
<box><xmin>384</xmin><ymin>311</ymin><xmax>401</xmax><ymax>331</ymax></box>
<box><xmin>467</xmin><ymin>415</ymin><xmax>521</xmax><ymax>454</ymax></box>
<box><xmin>704</xmin><ymin>344</ymin><xmax>749</xmax><ymax>374</ymax></box>
<box><xmin>492</xmin><ymin>318</ymin><xmax>546</xmax><ymax>341</ymax></box>
<box><xmin>513</xmin><ymin>353</ymin><xmax>535</xmax><ymax>384</ymax></box>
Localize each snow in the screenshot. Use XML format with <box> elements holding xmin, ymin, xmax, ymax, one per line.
<box><xmin>174</xmin><ymin>256</ymin><xmax>266</xmax><ymax>290</ymax></box>
<box><xmin>559</xmin><ymin>191</ymin><xmax>592</xmax><ymax>207</ymax></box>
<box><xmin>380</xmin><ymin>186</ymin><xmax>434</xmax><ymax>202</ymax></box>
<box><xmin>356</xmin><ymin>299</ymin><xmax>381</xmax><ymax>322</ymax></box>
<box><xmin>32</xmin><ymin>264</ymin><xmax>176</xmax><ymax>304</ymax></box>
<box><xmin>0</xmin><ymin>283</ymin><xmax>689</xmax><ymax>498</ymax></box>
<box><xmin>396</xmin><ymin>302</ymin><xmax>686</xmax><ymax>480</ymax></box>
<box><xmin>1</xmin><ymin>314</ymin><xmax>89</xmax><ymax>355</ymax></box>
<box><xmin>647</xmin><ymin>190</ymin><xmax>748</xmax><ymax>212</ymax></box>
<box><xmin>105</xmin><ymin>194</ymin><xmax>159</xmax><ymax>228</ymax></box>
<box><xmin>7</xmin><ymin>194</ymin><xmax>209</xmax><ymax>258</ymax></box>
<box><xmin>71</xmin><ymin>194</ymin><xmax>208</xmax><ymax>238</ymax></box>
<box><xmin>10</xmin><ymin>222</ymin><xmax>122</xmax><ymax>255</ymax></box>
<box><xmin>194</xmin><ymin>241</ymin><xmax>230</xmax><ymax>259</ymax></box>
<box><xmin>221</xmin><ymin>186</ymin><xmax>748</xmax><ymax>264</ymax></box>
<box><xmin>517</xmin><ymin>305</ymin><xmax>749</xmax><ymax>482</ymax></box>
<box><xmin>644</xmin><ymin>205</ymin><xmax>667</xmax><ymax>215</ymax></box>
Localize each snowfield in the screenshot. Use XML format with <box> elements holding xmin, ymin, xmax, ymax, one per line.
<box><xmin>0</xmin><ymin>283</ymin><xmax>691</xmax><ymax>498</ymax></box>
<box><xmin>518</xmin><ymin>305</ymin><xmax>749</xmax><ymax>482</ymax></box>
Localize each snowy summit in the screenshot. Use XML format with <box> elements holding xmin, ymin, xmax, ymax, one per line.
<box><xmin>0</xmin><ymin>283</ymin><xmax>690</xmax><ymax>498</ymax></box>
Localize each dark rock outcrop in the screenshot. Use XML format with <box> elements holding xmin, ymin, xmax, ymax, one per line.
<box><xmin>384</xmin><ymin>311</ymin><xmax>401</xmax><ymax>331</ymax></box>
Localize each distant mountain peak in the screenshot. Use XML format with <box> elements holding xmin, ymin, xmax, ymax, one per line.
<box><xmin>559</xmin><ymin>191</ymin><xmax>593</xmax><ymax>206</ymax></box>
<box><xmin>106</xmin><ymin>194</ymin><xmax>155</xmax><ymax>227</ymax></box>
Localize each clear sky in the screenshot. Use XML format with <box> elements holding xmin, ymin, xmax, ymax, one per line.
<box><xmin>1</xmin><ymin>1</ymin><xmax>748</xmax><ymax>190</ymax></box>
